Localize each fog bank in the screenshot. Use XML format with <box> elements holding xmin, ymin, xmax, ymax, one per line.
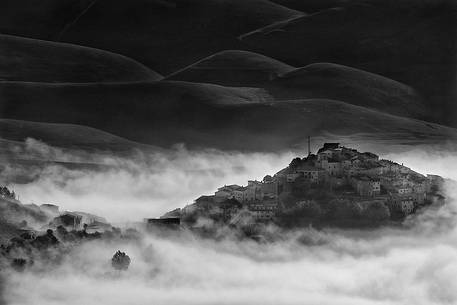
<box><xmin>4</xmin><ymin>196</ymin><xmax>457</xmax><ymax>305</ymax></box>
<box><xmin>6</xmin><ymin>139</ymin><xmax>295</xmax><ymax>222</ymax></box>
<box><xmin>3</xmin><ymin>139</ymin><xmax>457</xmax><ymax>304</ymax></box>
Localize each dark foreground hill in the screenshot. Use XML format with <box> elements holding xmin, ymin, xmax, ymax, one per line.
<box><xmin>168</xmin><ymin>52</ymin><xmax>427</xmax><ymax>120</ymax></box>
<box><xmin>0</xmin><ymin>34</ymin><xmax>161</xmax><ymax>83</ymax></box>
<box><xmin>241</xmin><ymin>2</ymin><xmax>457</xmax><ymax>126</ymax></box>
<box><xmin>55</xmin><ymin>0</ymin><xmax>302</xmax><ymax>74</ymax></box>
<box><xmin>0</xmin><ymin>81</ymin><xmax>456</xmax><ymax>151</ymax></box>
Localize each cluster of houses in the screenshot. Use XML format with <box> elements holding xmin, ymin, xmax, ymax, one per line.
<box><xmin>0</xmin><ymin>186</ymin><xmax>16</xmax><ymax>200</ymax></box>
<box><xmin>171</xmin><ymin>143</ymin><xmax>444</xmax><ymax>224</ymax></box>
<box><xmin>46</xmin><ymin>208</ymin><xmax>112</xmax><ymax>233</ymax></box>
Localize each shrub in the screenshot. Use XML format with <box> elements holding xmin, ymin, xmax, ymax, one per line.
<box><xmin>111</xmin><ymin>250</ymin><xmax>131</xmax><ymax>271</ymax></box>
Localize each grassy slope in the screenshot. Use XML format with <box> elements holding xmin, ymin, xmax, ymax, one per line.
<box><xmin>0</xmin><ymin>119</ymin><xmax>137</xmax><ymax>150</ymax></box>
<box><xmin>269</xmin><ymin>0</ymin><xmax>351</xmax><ymax>12</ymax></box>
<box><xmin>0</xmin><ymin>34</ymin><xmax>161</xmax><ymax>83</ymax></box>
<box><xmin>268</xmin><ymin>63</ymin><xmax>427</xmax><ymax>119</ymax></box>
<box><xmin>56</xmin><ymin>0</ymin><xmax>302</xmax><ymax>74</ymax></box>
<box><xmin>0</xmin><ymin>81</ymin><xmax>272</xmax><ymax>147</ymax></box>
<box><xmin>0</xmin><ymin>81</ymin><xmax>455</xmax><ymax>151</ymax></box>
<box><xmin>0</xmin><ymin>0</ymin><xmax>95</xmax><ymax>40</ymax></box>
<box><xmin>240</xmin><ymin>3</ymin><xmax>457</xmax><ymax>125</ymax></box>
<box><xmin>166</xmin><ymin>51</ymin><xmax>427</xmax><ymax>120</ymax></box>
<box><xmin>166</xmin><ymin>50</ymin><xmax>295</xmax><ymax>87</ymax></box>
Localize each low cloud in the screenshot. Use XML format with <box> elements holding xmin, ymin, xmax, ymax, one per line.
<box><xmin>4</xmin><ymin>198</ymin><xmax>457</xmax><ymax>305</ymax></box>
<box><xmin>5</xmin><ymin>139</ymin><xmax>295</xmax><ymax>223</ymax></box>
<box><xmin>3</xmin><ymin>139</ymin><xmax>457</xmax><ymax>305</ymax></box>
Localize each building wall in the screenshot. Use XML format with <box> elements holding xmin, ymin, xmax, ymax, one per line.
<box><xmin>351</xmin><ymin>178</ymin><xmax>380</xmax><ymax>197</ymax></box>
<box><xmin>215</xmin><ymin>190</ymin><xmax>231</xmax><ymax>198</ymax></box>
<box><xmin>359</xmin><ymin>167</ymin><xmax>383</xmax><ymax>176</ymax></box>
<box><xmin>232</xmin><ymin>190</ymin><xmax>244</xmax><ymax>202</ymax></box>
<box><xmin>398</xmin><ymin>188</ymin><xmax>412</xmax><ymax>195</ymax></box>
<box><xmin>248</xmin><ymin>203</ymin><xmax>277</xmax><ymax>220</ymax></box>
<box><xmin>388</xmin><ymin>196</ymin><xmax>415</xmax><ymax>215</ymax></box>
<box><xmin>261</xmin><ymin>181</ymin><xmax>278</xmax><ymax>198</ymax></box>
<box><xmin>287</xmin><ymin>173</ymin><xmax>301</xmax><ymax>182</ymax></box>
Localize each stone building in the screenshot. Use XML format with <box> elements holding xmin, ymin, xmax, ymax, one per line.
<box><xmin>350</xmin><ymin>175</ymin><xmax>381</xmax><ymax>197</ymax></box>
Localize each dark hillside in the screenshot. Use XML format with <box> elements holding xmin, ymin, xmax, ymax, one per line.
<box><xmin>241</xmin><ymin>2</ymin><xmax>457</xmax><ymax>126</ymax></box>
<box><xmin>57</xmin><ymin>0</ymin><xmax>302</xmax><ymax>74</ymax></box>
<box><xmin>0</xmin><ymin>0</ymin><xmax>95</xmax><ymax>40</ymax></box>
<box><xmin>268</xmin><ymin>63</ymin><xmax>427</xmax><ymax>120</ymax></box>
<box><xmin>0</xmin><ymin>80</ymin><xmax>455</xmax><ymax>150</ymax></box>
<box><xmin>167</xmin><ymin>50</ymin><xmax>295</xmax><ymax>87</ymax></box>
<box><xmin>0</xmin><ymin>34</ymin><xmax>161</xmax><ymax>82</ymax></box>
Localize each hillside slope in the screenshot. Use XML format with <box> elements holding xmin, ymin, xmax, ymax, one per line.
<box><xmin>167</xmin><ymin>54</ymin><xmax>427</xmax><ymax>120</ymax></box>
<box><xmin>269</xmin><ymin>0</ymin><xmax>350</xmax><ymax>12</ymax></box>
<box><xmin>269</xmin><ymin>63</ymin><xmax>427</xmax><ymax>119</ymax></box>
<box><xmin>56</xmin><ymin>0</ymin><xmax>302</xmax><ymax>74</ymax></box>
<box><xmin>0</xmin><ymin>0</ymin><xmax>94</xmax><ymax>40</ymax></box>
<box><xmin>0</xmin><ymin>81</ymin><xmax>455</xmax><ymax>151</ymax></box>
<box><xmin>167</xmin><ymin>50</ymin><xmax>295</xmax><ymax>87</ymax></box>
<box><xmin>241</xmin><ymin>3</ymin><xmax>457</xmax><ymax>125</ymax></box>
<box><xmin>0</xmin><ymin>34</ymin><xmax>161</xmax><ymax>82</ymax></box>
<box><xmin>0</xmin><ymin>81</ymin><xmax>272</xmax><ymax>147</ymax></box>
<box><xmin>0</xmin><ymin>119</ymin><xmax>137</xmax><ymax>150</ymax></box>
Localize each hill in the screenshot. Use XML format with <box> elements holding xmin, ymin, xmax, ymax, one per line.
<box><xmin>269</xmin><ymin>0</ymin><xmax>351</xmax><ymax>12</ymax></box>
<box><xmin>167</xmin><ymin>54</ymin><xmax>427</xmax><ymax>120</ymax></box>
<box><xmin>240</xmin><ymin>2</ymin><xmax>457</xmax><ymax>126</ymax></box>
<box><xmin>0</xmin><ymin>80</ymin><xmax>456</xmax><ymax>151</ymax></box>
<box><xmin>166</xmin><ymin>50</ymin><xmax>295</xmax><ymax>87</ymax></box>
<box><xmin>0</xmin><ymin>81</ymin><xmax>272</xmax><ymax>148</ymax></box>
<box><xmin>0</xmin><ymin>119</ymin><xmax>137</xmax><ymax>150</ymax></box>
<box><xmin>0</xmin><ymin>0</ymin><xmax>94</xmax><ymax>40</ymax></box>
<box><xmin>54</xmin><ymin>0</ymin><xmax>303</xmax><ymax>74</ymax></box>
<box><xmin>0</xmin><ymin>34</ymin><xmax>161</xmax><ymax>83</ymax></box>
<box><xmin>268</xmin><ymin>63</ymin><xmax>427</xmax><ymax>119</ymax></box>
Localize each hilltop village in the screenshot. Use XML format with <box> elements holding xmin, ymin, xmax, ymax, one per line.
<box><xmin>164</xmin><ymin>143</ymin><xmax>445</xmax><ymax>228</ymax></box>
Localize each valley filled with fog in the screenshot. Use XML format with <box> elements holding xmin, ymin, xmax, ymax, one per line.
<box><xmin>2</xmin><ymin>140</ymin><xmax>457</xmax><ymax>305</ymax></box>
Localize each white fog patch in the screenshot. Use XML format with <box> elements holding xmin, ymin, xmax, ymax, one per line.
<box><xmin>4</xmin><ymin>139</ymin><xmax>457</xmax><ymax>305</ymax></box>
<box><xmin>5</xmin><ymin>198</ymin><xmax>457</xmax><ymax>305</ymax></box>
<box><xmin>383</xmin><ymin>148</ymin><xmax>457</xmax><ymax>181</ymax></box>
<box><xmin>7</xmin><ymin>139</ymin><xmax>457</xmax><ymax>223</ymax></box>
<box><xmin>7</xmin><ymin>139</ymin><xmax>295</xmax><ymax>222</ymax></box>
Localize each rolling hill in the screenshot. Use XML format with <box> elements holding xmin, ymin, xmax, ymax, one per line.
<box><xmin>240</xmin><ymin>2</ymin><xmax>457</xmax><ymax>126</ymax></box>
<box><xmin>268</xmin><ymin>63</ymin><xmax>427</xmax><ymax>120</ymax></box>
<box><xmin>166</xmin><ymin>50</ymin><xmax>295</xmax><ymax>87</ymax></box>
<box><xmin>0</xmin><ymin>0</ymin><xmax>455</xmax><ymax>152</ymax></box>
<box><xmin>0</xmin><ymin>81</ymin><xmax>455</xmax><ymax>151</ymax></box>
<box><xmin>0</xmin><ymin>0</ymin><xmax>95</xmax><ymax>40</ymax></box>
<box><xmin>0</xmin><ymin>34</ymin><xmax>161</xmax><ymax>83</ymax></box>
<box><xmin>55</xmin><ymin>0</ymin><xmax>303</xmax><ymax>74</ymax></box>
<box><xmin>0</xmin><ymin>81</ymin><xmax>272</xmax><ymax>147</ymax></box>
<box><xmin>167</xmin><ymin>52</ymin><xmax>427</xmax><ymax>120</ymax></box>
<box><xmin>0</xmin><ymin>119</ymin><xmax>137</xmax><ymax>150</ymax></box>
<box><xmin>269</xmin><ymin>0</ymin><xmax>351</xmax><ymax>13</ymax></box>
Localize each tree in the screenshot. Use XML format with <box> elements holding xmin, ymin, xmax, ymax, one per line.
<box><xmin>325</xmin><ymin>199</ymin><xmax>362</xmax><ymax>220</ymax></box>
<box><xmin>263</xmin><ymin>175</ymin><xmax>273</xmax><ymax>182</ymax></box>
<box><xmin>298</xmin><ymin>201</ymin><xmax>322</xmax><ymax>219</ymax></box>
<box><xmin>11</xmin><ymin>258</ymin><xmax>27</xmax><ymax>272</ymax></box>
<box><xmin>362</xmin><ymin>201</ymin><xmax>390</xmax><ymax>222</ymax></box>
<box><xmin>289</xmin><ymin>157</ymin><xmax>302</xmax><ymax>169</ymax></box>
<box><xmin>111</xmin><ymin>250</ymin><xmax>131</xmax><ymax>271</ymax></box>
